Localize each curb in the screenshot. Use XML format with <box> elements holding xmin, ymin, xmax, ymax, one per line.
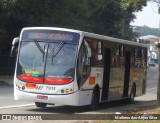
<box><xmin>0</xmin><ymin>76</ymin><xmax>13</xmax><ymax>86</ymax></box>
<box><xmin>0</xmin><ymin>81</ymin><xmax>9</xmax><ymax>86</ymax></box>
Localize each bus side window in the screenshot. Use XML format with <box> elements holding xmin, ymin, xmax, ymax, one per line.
<box><xmin>77</xmin><ymin>43</ymin><xmax>91</xmax><ymax>89</ymax></box>
<box><xmin>112</xmin><ymin>45</ymin><xmax>124</xmax><ymax>67</ymax></box>
<box><xmin>135</xmin><ymin>48</ymin><xmax>142</xmax><ymax>68</ymax></box>
<box><xmin>92</xmin><ymin>41</ymin><xmax>103</xmax><ymax>67</ymax></box>
<box><xmin>131</xmin><ymin>48</ymin><xmax>136</xmax><ymax>67</ymax></box>
<box><xmin>142</xmin><ymin>48</ymin><xmax>147</xmax><ymax>68</ymax></box>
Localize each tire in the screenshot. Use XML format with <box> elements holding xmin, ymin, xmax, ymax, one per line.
<box><xmin>91</xmin><ymin>90</ymin><xmax>99</xmax><ymax>110</ymax></box>
<box><xmin>129</xmin><ymin>86</ymin><xmax>136</xmax><ymax>103</ymax></box>
<box><xmin>35</xmin><ymin>102</ymin><xmax>47</xmax><ymax>108</ymax></box>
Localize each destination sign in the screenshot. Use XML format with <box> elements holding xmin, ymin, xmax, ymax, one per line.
<box><xmin>21</xmin><ymin>29</ymin><xmax>80</xmax><ymax>43</ymax></box>
<box><xmin>28</xmin><ymin>32</ymin><xmax>73</xmax><ymax>41</ymax></box>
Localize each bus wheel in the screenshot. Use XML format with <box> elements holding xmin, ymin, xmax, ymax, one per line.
<box><xmin>35</xmin><ymin>102</ymin><xmax>47</xmax><ymax>108</ymax></box>
<box><xmin>129</xmin><ymin>86</ymin><xmax>136</xmax><ymax>103</ymax></box>
<box><xmin>91</xmin><ymin>89</ymin><xmax>99</xmax><ymax>110</ymax></box>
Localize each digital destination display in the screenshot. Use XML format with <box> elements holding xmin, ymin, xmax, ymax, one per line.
<box><xmin>28</xmin><ymin>32</ymin><xmax>73</xmax><ymax>41</ymax></box>
<box><xmin>21</xmin><ymin>29</ymin><xmax>80</xmax><ymax>43</ymax></box>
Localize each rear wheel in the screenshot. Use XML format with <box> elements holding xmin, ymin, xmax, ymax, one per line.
<box><xmin>129</xmin><ymin>86</ymin><xmax>136</xmax><ymax>103</ymax></box>
<box><xmin>35</xmin><ymin>102</ymin><xmax>47</xmax><ymax>108</ymax></box>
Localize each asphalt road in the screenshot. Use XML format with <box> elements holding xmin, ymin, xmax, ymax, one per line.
<box><xmin>0</xmin><ymin>66</ymin><xmax>158</xmax><ymax>117</ymax></box>
<box><xmin>146</xmin><ymin>66</ymin><xmax>158</xmax><ymax>93</ymax></box>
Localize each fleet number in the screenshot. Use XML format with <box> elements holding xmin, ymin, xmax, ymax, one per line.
<box><xmin>36</xmin><ymin>85</ymin><xmax>56</xmax><ymax>91</ymax></box>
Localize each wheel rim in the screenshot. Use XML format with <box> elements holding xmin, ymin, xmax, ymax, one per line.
<box><xmin>131</xmin><ymin>91</ymin><xmax>134</xmax><ymax>100</ymax></box>
<box><xmin>130</xmin><ymin>88</ymin><xmax>135</xmax><ymax>101</ymax></box>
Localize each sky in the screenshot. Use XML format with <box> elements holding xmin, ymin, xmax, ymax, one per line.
<box><xmin>131</xmin><ymin>1</ymin><xmax>160</xmax><ymax>28</ymax></box>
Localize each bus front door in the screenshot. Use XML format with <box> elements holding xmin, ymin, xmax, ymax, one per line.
<box><xmin>123</xmin><ymin>51</ymin><xmax>131</xmax><ymax>97</ymax></box>
<box><xmin>101</xmin><ymin>48</ymin><xmax>111</xmax><ymax>101</ymax></box>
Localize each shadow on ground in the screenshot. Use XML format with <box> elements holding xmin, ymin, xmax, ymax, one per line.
<box><xmin>27</xmin><ymin>99</ymin><xmax>156</xmax><ymax>114</ymax></box>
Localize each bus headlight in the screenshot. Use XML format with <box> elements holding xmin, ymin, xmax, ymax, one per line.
<box><xmin>57</xmin><ymin>88</ymin><xmax>73</xmax><ymax>94</ymax></box>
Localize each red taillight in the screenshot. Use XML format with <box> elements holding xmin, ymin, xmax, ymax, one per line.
<box><xmin>44</xmin><ymin>77</ymin><xmax>73</xmax><ymax>84</ymax></box>
<box><xmin>18</xmin><ymin>74</ymin><xmax>43</xmax><ymax>83</ymax></box>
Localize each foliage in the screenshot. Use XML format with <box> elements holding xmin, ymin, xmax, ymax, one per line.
<box><xmin>0</xmin><ymin>0</ymin><xmax>147</xmax><ymax>53</ymax></box>
<box><xmin>121</xmin><ymin>0</ymin><xmax>147</xmax><ymax>11</ymax></box>
<box><xmin>135</xmin><ymin>25</ymin><xmax>160</xmax><ymax>37</ymax></box>
<box><xmin>151</xmin><ymin>0</ymin><xmax>160</xmax><ymax>14</ymax></box>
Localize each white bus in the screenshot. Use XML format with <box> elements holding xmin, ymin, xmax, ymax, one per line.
<box><xmin>11</xmin><ymin>27</ymin><xmax>148</xmax><ymax>109</ymax></box>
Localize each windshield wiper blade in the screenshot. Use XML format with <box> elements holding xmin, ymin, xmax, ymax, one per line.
<box><xmin>33</xmin><ymin>39</ymin><xmax>45</xmax><ymax>62</ymax></box>
<box><xmin>52</xmin><ymin>40</ymin><xmax>66</xmax><ymax>57</ymax></box>
<box><xmin>51</xmin><ymin>40</ymin><xmax>66</xmax><ymax>64</ymax></box>
<box><xmin>33</xmin><ymin>39</ymin><xmax>45</xmax><ymax>54</ymax></box>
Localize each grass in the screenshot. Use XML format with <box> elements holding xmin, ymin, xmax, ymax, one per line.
<box><xmin>136</xmin><ymin>105</ymin><xmax>160</xmax><ymax>114</ymax></box>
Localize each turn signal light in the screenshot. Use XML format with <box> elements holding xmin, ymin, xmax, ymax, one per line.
<box><xmin>26</xmin><ymin>83</ymin><xmax>36</xmax><ymax>89</ymax></box>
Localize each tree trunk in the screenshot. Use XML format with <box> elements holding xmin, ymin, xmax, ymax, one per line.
<box><xmin>157</xmin><ymin>43</ymin><xmax>160</xmax><ymax>106</ymax></box>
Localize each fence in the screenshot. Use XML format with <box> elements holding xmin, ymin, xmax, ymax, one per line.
<box><xmin>0</xmin><ymin>54</ymin><xmax>16</xmax><ymax>76</ymax></box>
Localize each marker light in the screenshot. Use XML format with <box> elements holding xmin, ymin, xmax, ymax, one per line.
<box><xmin>60</xmin><ymin>89</ymin><xmax>73</xmax><ymax>94</ymax></box>
<box><xmin>26</xmin><ymin>83</ymin><xmax>36</xmax><ymax>89</ymax></box>
<box><xmin>89</xmin><ymin>76</ymin><xmax>96</xmax><ymax>85</ymax></box>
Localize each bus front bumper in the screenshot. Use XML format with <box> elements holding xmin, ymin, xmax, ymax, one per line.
<box><xmin>14</xmin><ymin>89</ymin><xmax>80</xmax><ymax>106</ymax></box>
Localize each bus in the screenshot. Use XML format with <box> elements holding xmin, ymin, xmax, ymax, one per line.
<box><xmin>11</xmin><ymin>27</ymin><xmax>148</xmax><ymax>109</ymax></box>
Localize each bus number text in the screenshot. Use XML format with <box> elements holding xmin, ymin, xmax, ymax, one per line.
<box><xmin>36</xmin><ymin>85</ymin><xmax>56</xmax><ymax>91</ymax></box>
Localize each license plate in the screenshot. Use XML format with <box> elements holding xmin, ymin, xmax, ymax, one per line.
<box><xmin>37</xmin><ymin>95</ymin><xmax>48</xmax><ymax>100</ymax></box>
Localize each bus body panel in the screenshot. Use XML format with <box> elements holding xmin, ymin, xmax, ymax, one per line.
<box><xmin>14</xmin><ymin>88</ymin><xmax>80</xmax><ymax>106</ymax></box>
<box><xmin>130</xmin><ymin>67</ymin><xmax>147</xmax><ymax>96</ymax></box>
<box><xmin>80</xmin><ymin>67</ymin><xmax>103</xmax><ymax>90</ymax></box>
<box><xmin>108</xmin><ymin>68</ymin><xmax>125</xmax><ymax>100</ymax></box>
<box><xmin>78</xmin><ymin>67</ymin><xmax>103</xmax><ymax>105</ymax></box>
<box><xmin>14</xmin><ymin>78</ymin><xmax>76</xmax><ymax>95</ymax></box>
<box><xmin>79</xmin><ymin>90</ymin><xmax>93</xmax><ymax>106</ymax></box>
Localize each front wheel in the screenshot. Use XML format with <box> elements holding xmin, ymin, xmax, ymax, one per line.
<box><xmin>91</xmin><ymin>91</ymin><xmax>99</xmax><ymax>110</ymax></box>
<box><xmin>35</xmin><ymin>102</ymin><xmax>47</xmax><ymax>108</ymax></box>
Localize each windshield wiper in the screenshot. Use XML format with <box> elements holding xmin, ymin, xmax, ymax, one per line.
<box><xmin>33</xmin><ymin>39</ymin><xmax>45</xmax><ymax>62</ymax></box>
<box><xmin>51</xmin><ymin>40</ymin><xmax>66</xmax><ymax>64</ymax></box>
<box><xmin>33</xmin><ymin>39</ymin><xmax>45</xmax><ymax>54</ymax></box>
<box><xmin>52</xmin><ymin>40</ymin><xmax>66</xmax><ymax>57</ymax></box>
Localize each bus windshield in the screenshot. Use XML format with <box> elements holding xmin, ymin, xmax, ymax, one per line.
<box><xmin>17</xmin><ymin>30</ymin><xmax>80</xmax><ymax>84</ymax></box>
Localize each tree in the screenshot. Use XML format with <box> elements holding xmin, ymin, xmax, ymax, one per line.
<box><xmin>0</xmin><ymin>0</ymin><xmax>15</xmax><ymax>53</ymax></box>
<box><xmin>0</xmin><ymin>0</ymin><xmax>147</xmax><ymax>53</ymax></box>
<box><xmin>151</xmin><ymin>0</ymin><xmax>160</xmax><ymax>106</ymax></box>
<box><xmin>136</xmin><ymin>26</ymin><xmax>160</xmax><ymax>36</ymax></box>
<box><xmin>156</xmin><ymin>43</ymin><xmax>160</xmax><ymax>106</ymax></box>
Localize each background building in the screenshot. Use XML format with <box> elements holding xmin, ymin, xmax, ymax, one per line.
<box><xmin>139</xmin><ymin>35</ymin><xmax>158</xmax><ymax>63</ymax></box>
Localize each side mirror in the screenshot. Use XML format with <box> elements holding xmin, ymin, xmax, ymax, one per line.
<box><xmin>10</xmin><ymin>37</ymin><xmax>19</xmax><ymax>57</ymax></box>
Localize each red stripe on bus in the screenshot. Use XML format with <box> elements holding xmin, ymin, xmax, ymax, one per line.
<box><xmin>18</xmin><ymin>74</ymin><xmax>43</xmax><ymax>83</ymax></box>
<box><xmin>18</xmin><ymin>74</ymin><xmax>72</xmax><ymax>84</ymax></box>
<box><xmin>44</xmin><ymin>77</ymin><xmax>72</xmax><ymax>84</ymax></box>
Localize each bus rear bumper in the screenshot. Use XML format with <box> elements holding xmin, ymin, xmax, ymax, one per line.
<box><xmin>14</xmin><ymin>89</ymin><xmax>80</xmax><ymax>106</ymax></box>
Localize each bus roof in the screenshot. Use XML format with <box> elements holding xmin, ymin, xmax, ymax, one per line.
<box><xmin>22</xmin><ymin>27</ymin><xmax>148</xmax><ymax>48</ymax></box>
<box><xmin>82</xmin><ymin>31</ymin><xmax>148</xmax><ymax>48</ymax></box>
